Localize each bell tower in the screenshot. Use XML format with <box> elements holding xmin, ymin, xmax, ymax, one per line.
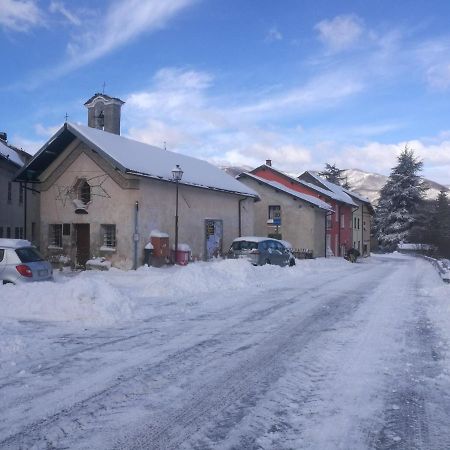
<box><xmin>84</xmin><ymin>93</ymin><xmax>125</xmax><ymax>135</ymax></box>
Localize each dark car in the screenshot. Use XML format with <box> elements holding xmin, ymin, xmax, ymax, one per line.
<box><xmin>227</xmin><ymin>237</ymin><xmax>295</xmax><ymax>267</ymax></box>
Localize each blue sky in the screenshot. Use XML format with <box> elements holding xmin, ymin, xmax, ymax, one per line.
<box><xmin>2</xmin><ymin>0</ymin><xmax>450</xmax><ymax>184</ymax></box>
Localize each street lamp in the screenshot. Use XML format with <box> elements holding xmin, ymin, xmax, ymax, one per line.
<box><xmin>172</xmin><ymin>164</ymin><xmax>183</xmax><ymax>264</ymax></box>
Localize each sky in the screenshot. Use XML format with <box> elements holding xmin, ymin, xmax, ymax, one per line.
<box><xmin>1</xmin><ymin>0</ymin><xmax>450</xmax><ymax>185</ymax></box>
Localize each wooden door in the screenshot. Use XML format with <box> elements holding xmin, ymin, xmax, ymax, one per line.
<box><xmin>75</xmin><ymin>224</ymin><xmax>90</xmax><ymax>267</ymax></box>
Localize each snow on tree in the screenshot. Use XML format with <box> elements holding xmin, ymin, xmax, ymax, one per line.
<box><xmin>375</xmin><ymin>146</ymin><xmax>428</xmax><ymax>251</ymax></box>
<box><xmin>319</xmin><ymin>163</ymin><xmax>349</xmax><ymax>188</ymax></box>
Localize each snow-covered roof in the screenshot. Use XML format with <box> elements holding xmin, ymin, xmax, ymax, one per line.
<box><xmin>342</xmin><ymin>187</ymin><xmax>371</xmax><ymax>203</ymax></box>
<box><xmin>300</xmin><ymin>171</ymin><xmax>357</xmax><ymax>206</ymax></box>
<box><xmin>240</xmin><ymin>172</ymin><xmax>332</xmax><ymax>211</ymax></box>
<box><xmin>60</xmin><ymin>123</ymin><xmax>258</xmax><ymax>198</ymax></box>
<box><xmin>0</xmin><ymin>140</ymin><xmax>23</xmax><ymax>167</ymax></box>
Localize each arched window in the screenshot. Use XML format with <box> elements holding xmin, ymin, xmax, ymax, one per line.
<box><xmin>74</xmin><ymin>179</ymin><xmax>91</xmax><ymax>205</ymax></box>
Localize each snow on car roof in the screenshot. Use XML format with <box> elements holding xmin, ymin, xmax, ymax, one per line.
<box><xmin>240</xmin><ymin>173</ymin><xmax>333</xmax><ymax>211</ymax></box>
<box><xmin>233</xmin><ymin>236</ymin><xmax>278</xmax><ymax>243</ymax></box>
<box><xmin>0</xmin><ymin>239</ymin><xmax>32</xmax><ymax>248</ymax></box>
<box><xmin>67</xmin><ymin>123</ymin><xmax>258</xmax><ymax>198</ymax></box>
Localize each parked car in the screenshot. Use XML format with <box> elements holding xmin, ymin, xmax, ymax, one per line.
<box><xmin>0</xmin><ymin>239</ymin><xmax>53</xmax><ymax>284</ymax></box>
<box><xmin>227</xmin><ymin>237</ymin><xmax>296</xmax><ymax>267</ymax></box>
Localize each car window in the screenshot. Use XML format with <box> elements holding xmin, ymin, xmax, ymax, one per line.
<box><xmin>275</xmin><ymin>242</ymin><xmax>284</xmax><ymax>251</ymax></box>
<box><xmin>0</xmin><ymin>249</ymin><xmax>4</xmax><ymax>262</ymax></box>
<box><xmin>260</xmin><ymin>241</ymin><xmax>269</xmax><ymax>251</ymax></box>
<box><xmin>267</xmin><ymin>241</ymin><xmax>277</xmax><ymax>250</ymax></box>
<box><xmin>15</xmin><ymin>247</ymin><xmax>44</xmax><ymax>263</ymax></box>
<box><xmin>232</xmin><ymin>241</ymin><xmax>257</xmax><ymax>251</ymax></box>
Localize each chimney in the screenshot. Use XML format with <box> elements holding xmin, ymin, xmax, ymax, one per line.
<box><xmin>0</xmin><ymin>132</ymin><xmax>7</xmax><ymax>142</ymax></box>
<box><xmin>84</xmin><ymin>93</ymin><xmax>125</xmax><ymax>135</ymax></box>
<box><xmin>265</xmin><ymin>159</ymin><xmax>272</xmax><ymax>167</ymax></box>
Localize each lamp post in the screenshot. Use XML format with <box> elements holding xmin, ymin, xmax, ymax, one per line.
<box><xmin>172</xmin><ymin>164</ymin><xmax>183</xmax><ymax>264</ymax></box>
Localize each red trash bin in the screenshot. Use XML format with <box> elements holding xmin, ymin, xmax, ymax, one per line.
<box><xmin>172</xmin><ymin>244</ymin><xmax>191</xmax><ymax>265</ymax></box>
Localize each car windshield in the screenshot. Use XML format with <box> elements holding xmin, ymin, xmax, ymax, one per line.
<box><xmin>15</xmin><ymin>247</ymin><xmax>44</xmax><ymax>263</ymax></box>
<box><xmin>232</xmin><ymin>241</ymin><xmax>258</xmax><ymax>251</ymax></box>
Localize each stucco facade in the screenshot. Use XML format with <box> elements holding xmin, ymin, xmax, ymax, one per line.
<box><xmin>239</xmin><ymin>176</ymin><xmax>327</xmax><ymax>257</ymax></box>
<box><xmin>37</xmin><ymin>138</ymin><xmax>254</xmax><ymax>269</ymax></box>
<box><xmin>0</xmin><ymin>147</ymin><xmax>40</xmax><ymax>245</ymax></box>
<box><xmin>350</xmin><ymin>199</ymin><xmax>372</xmax><ymax>256</ymax></box>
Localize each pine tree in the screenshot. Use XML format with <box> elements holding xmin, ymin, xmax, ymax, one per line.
<box><xmin>319</xmin><ymin>163</ymin><xmax>347</xmax><ymax>186</ymax></box>
<box><xmin>375</xmin><ymin>146</ymin><xmax>428</xmax><ymax>251</ymax></box>
<box><xmin>432</xmin><ymin>189</ymin><xmax>450</xmax><ymax>257</ymax></box>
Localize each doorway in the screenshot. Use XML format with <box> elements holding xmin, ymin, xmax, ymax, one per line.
<box><xmin>74</xmin><ymin>224</ymin><xmax>90</xmax><ymax>267</ymax></box>
<box><xmin>205</xmin><ymin>219</ymin><xmax>223</xmax><ymax>260</ymax></box>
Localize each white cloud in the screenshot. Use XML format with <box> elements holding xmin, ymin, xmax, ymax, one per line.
<box><xmin>235</xmin><ymin>71</ymin><xmax>364</xmax><ymax>117</ymax></box>
<box><xmin>63</xmin><ymin>0</ymin><xmax>196</xmax><ymax>71</ymax></box>
<box><xmin>265</xmin><ymin>26</ymin><xmax>282</xmax><ymax>42</ymax></box>
<box><xmin>34</xmin><ymin>123</ymin><xmax>60</xmax><ymax>137</ymax></box>
<box><xmin>49</xmin><ymin>1</ymin><xmax>81</xmax><ymax>26</ymax></box>
<box><xmin>0</xmin><ymin>0</ymin><xmax>44</xmax><ymax>31</ymax></box>
<box><xmin>315</xmin><ymin>14</ymin><xmax>364</xmax><ymax>53</ymax></box>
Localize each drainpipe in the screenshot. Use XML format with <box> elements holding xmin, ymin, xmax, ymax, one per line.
<box><xmin>133</xmin><ymin>201</ymin><xmax>139</xmax><ymax>270</ymax></box>
<box><xmin>361</xmin><ymin>203</ymin><xmax>364</xmax><ymax>255</ymax></box>
<box><xmin>351</xmin><ymin>204</ymin><xmax>359</xmax><ymax>250</ymax></box>
<box><xmin>23</xmin><ymin>182</ymin><xmax>27</xmax><ymax>240</ymax></box>
<box><xmin>238</xmin><ymin>198</ymin><xmax>245</xmax><ymax>237</ymax></box>
<box><xmin>337</xmin><ymin>203</ymin><xmax>341</xmax><ymax>256</ymax></box>
<box><xmin>325</xmin><ymin>210</ymin><xmax>333</xmax><ymax>258</ymax></box>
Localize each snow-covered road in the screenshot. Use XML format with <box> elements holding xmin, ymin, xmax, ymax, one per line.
<box><xmin>1</xmin><ymin>254</ymin><xmax>450</xmax><ymax>449</ymax></box>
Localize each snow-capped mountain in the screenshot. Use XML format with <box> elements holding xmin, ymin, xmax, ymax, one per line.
<box><xmin>342</xmin><ymin>169</ymin><xmax>448</xmax><ymax>204</ymax></box>
<box><xmin>219</xmin><ymin>164</ymin><xmax>448</xmax><ymax>205</ymax></box>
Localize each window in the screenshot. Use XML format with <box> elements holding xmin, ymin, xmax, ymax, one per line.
<box><xmin>357</xmin><ymin>218</ymin><xmax>360</xmax><ymax>230</ymax></box>
<box><xmin>354</xmin><ymin>217</ymin><xmax>357</xmax><ymax>229</ymax></box>
<box><xmin>14</xmin><ymin>227</ymin><xmax>23</xmax><ymax>239</ymax></box>
<box><xmin>63</xmin><ymin>223</ymin><xmax>71</xmax><ymax>236</ymax></box>
<box><xmin>49</xmin><ymin>224</ymin><xmax>63</xmax><ymax>247</ymax></box>
<box><xmin>268</xmin><ymin>205</ymin><xmax>281</xmax><ymax>221</ymax></box>
<box><xmin>340</xmin><ymin>214</ymin><xmax>345</xmax><ymax>229</ymax></box>
<box><xmin>19</xmin><ymin>184</ymin><xmax>23</xmax><ymax>204</ymax></box>
<box><xmin>0</xmin><ymin>249</ymin><xmax>4</xmax><ymax>262</ymax></box>
<box><xmin>7</xmin><ymin>182</ymin><xmax>12</xmax><ymax>204</ymax></box>
<box><xmin>78</xmin><ymin>179</ymin><xmax>91</xmax><ymax>204</ymax></box>
<box><xmin>6</xmin><ymin>227</ymin><xmax>11</xmax><ymax>238</ymax></box>
<box><xmin>0</xmin><ymin>226</ymin><xmax>3</xmax><ymax>238</ymax></box>
<box><xmin>101</xmin><ymin>224</ymin><xmax>116</xmax><ymax>248</ymax></box>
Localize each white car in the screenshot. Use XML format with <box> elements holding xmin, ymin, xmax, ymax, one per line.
<box><xmin>0</xmin><ymin>239</ymin><xmax>53</xmax><ymax>284</ymax></box>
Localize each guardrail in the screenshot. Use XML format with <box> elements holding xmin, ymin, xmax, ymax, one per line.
<box><xmin>418</xmin><ymin>255</ymin><xmax>450</xmax><ymax>283</ymax></box>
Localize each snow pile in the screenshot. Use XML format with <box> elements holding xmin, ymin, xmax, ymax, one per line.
<box><xmin>0</xmin><ymin>277</ymin><xmax>134</xmax><ymax>326</ymax></box>
<box><xmin>0</xmin><ymin>257</ymin><xmax>353</xmax><ymax>326</ymax></box>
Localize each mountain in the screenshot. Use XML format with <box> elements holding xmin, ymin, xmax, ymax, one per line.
<box><xmin>342</xmin><ymin>169</ymin><xmax>448</xmax><ymax>204</ymax></box>
<box><xmin>218</xmin><ymin>165</ymin><xmax>448</xmax><ymax>205</ymax></box>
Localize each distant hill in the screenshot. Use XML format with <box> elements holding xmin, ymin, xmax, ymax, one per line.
<box><xmin>342</xmin><ymin>168</ymin><xmax>448</xmax><ymax>204</ymax></box>
<box><xmin>218</xmin><ymin>165</ymin><xmax>448</xmax><ymax>205</ymax></box>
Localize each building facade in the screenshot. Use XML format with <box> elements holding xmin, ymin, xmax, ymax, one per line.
<box><xmin>238</xmin><ymin>172</ymin><xmax>331</xmax><ymax>257</ymax></box>
<box><xmin>15</xmin><ymin>94</ymin><xmax>256</xmax><ymax>269</ymax></box>
<box><xmin>0</xmin><ymin>137</ymin><xmax>40</xmax><ymax>245</ymax></box>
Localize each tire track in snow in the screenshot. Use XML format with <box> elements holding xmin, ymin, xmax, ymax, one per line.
<box><xmin>0</xmin><ymin>260</ymin><xmax>386</xmax><ymax>449</ymax></box>
<box><xmin>368</xmin><ymin>260</ymin><xmax>450</xmax><ymax>450</ymax></box>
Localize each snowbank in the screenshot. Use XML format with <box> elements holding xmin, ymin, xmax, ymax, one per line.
<box><xmin>0</xmin><ymin>257</ymin><xmax>352</xmax><ymax>327</ymax></box>
<box><xmin>0</xmin><ymin>277</ymin><xmax>134</xmax><ymax>326</ymax></box>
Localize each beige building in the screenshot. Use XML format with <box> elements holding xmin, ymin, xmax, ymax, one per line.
<box><xmin>15</xmin><ymin>94</ymin><xmax>257</xmax><ymax>269</ymax></box>
<box><xmin>237</xmin><ymin>172</ymin><xmax>332</xmax><ymax>258</ymax></box>
<box><xmin>345</xmin><ymin>190</ymin><xmax>374</xmax><ymax>256</ymax></box>
<box><xmin>0</xmin><ymin>137</ymin><xmax>40</xmax><ymax>245</ymax></box>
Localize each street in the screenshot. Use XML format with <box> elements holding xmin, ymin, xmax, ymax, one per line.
<box><xmin>1</xmin><ymin>254</ymin><xmax>449</xmax><ymax>449</ymax></box>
